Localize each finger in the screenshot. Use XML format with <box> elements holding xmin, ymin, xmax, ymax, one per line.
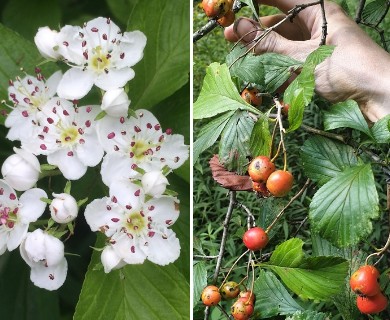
<box><xmin>227</xmin><ymin>17</ymin><xmax>319</xmax><ymax>62</ymax></box>
<box><xmin>260</xmin><ymin>14</ymin><xmax>309</xmax><ymax>41</ymax></box>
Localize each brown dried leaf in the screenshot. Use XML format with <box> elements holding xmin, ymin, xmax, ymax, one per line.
<box><xmin>209</xmin><ymin>154</ymin><xmax>253</xmax><ymax>191</ymax></box>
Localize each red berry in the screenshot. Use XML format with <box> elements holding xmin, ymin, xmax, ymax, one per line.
<box><xmin>231</xmin><ymin>298</ymin><xmax>254</xmax><ymax>320</ymax></box>
<box><xmin>202</xmin><ymin>0</ymin><xmax>232</xmax><ymax>18</ymax></box>
<box><xmin>356</xmin><ymin>292</ymin><xmax>388</xmax><ymax>314</ymax></box>
<box><xmin>201</xmin><ymin>285</ymin><xmax>221</xmax><ymax>306</ymax></box>
<box><xmin>248</xmin><ymin>156</ymin><xmax>275</xmax><ymax>183</ymax></box>
<box><xmin>217</xmin><ymin>10</ymin><xmax>235</xmax><ymax>27</ymax></box>
<box><xmin>220</xmin><ymin>281</ymin><xmax>240</xmax><ymax>299</ymax></box>
<box><xmin>241</xmin><ymin>88</ymin><xmax>262</xmax><ymax>106</ymax></box>
<box><xmin>252</xmin><ymin>181</ymin><xmax>270</xmax><ymax>197</ymax></box>
<box><xmin>266</xmin><ymin>170</ymin><xmax>293</xmax><ymax>197</ymax></box>
<box><xmin>350</xmin><ymin>265</ymin><xmax>381</xmax><ymax>297</ymax></box>
<box><xmin>238</xmin><ymin>290</ymin><xmax>256</xmax><ymax>305</ymax></box>
<box><xmin>243</xmin><ymin>227</ymin><xmax>269</xmax><ymax>251</ymax></box>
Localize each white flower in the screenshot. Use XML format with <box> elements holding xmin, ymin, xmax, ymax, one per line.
<box><xmin>23</xmin><ymin>98</ymin><xmax>104</xmax><ymax>180</ymax></box>
<box><xmin>49</xmin><ymin>193</ymin><xmax>78</xmax><ymax>223</ymax></box>
<box><xmin>5</xmin><ymin>70</ymin><xmax>62</xmax><ymax>142</ymax></box>
<box><xmin>36</xmin><ymin>17</ymin><xmax>147</xmax><ymax>100</ymax></box>
<box><xmin>20</xmin><ymin>229</ymin><xmax>68</xmax><ymax>291</ymax></box>
<box><xmin>1</xmin><ymin>147</ymin><xmax>41</xmax><ymax>191</ymax></box>
<box><xmin>34</xmin><ymin>27</ymin><xmax>62</xmax><ymax>60</ymax></box>
<box><xmin>141</xmin><ymin>170</ymin><xmax>169</xmax><ymax>197</ymax></box>
<box><xmin>84</xmin><ymin>180</ymin><xmax>181</xmax><ymax>270</ymax></box>
<box><xmin>101</xmin><ymin>88</ymin><xmax>130</xmax><ymax>117</ymax></box>
<box><xmin>97</xmin><ymin>109</ymin><xmax>189</xmax><ymax>187</ymax></box>
<box><xmin>0</xmin><ymin>180</ymin><xmax>47</xmax><ymax>255</ymax></box>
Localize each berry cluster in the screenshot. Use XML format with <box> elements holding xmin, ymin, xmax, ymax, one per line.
<box><xmin>349</xmin><ymin>265</ymin><xmax>388</xmax><ymax>314</ymax></box>
<box><xmin>248</xmin><ymin>156</ymin><xmax>294</xmax><ymax>198</ymax></box>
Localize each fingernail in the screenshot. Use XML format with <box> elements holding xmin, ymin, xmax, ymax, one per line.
<box><xmin>233</xmin><ymin>18</ymin><xmax>260</xmax><ymax>43</ymax></box>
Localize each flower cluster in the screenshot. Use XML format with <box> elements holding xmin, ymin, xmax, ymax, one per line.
<box><xmin>0</xmin><ymin>17</ymin><xmax>188</xmax><ymax>291</ymax></box>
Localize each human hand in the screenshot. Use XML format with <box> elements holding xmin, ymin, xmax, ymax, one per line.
<box><xmin>224</xmin><ymin>0</ymin><xmax>390</xmax><ymax>122</ymax></box>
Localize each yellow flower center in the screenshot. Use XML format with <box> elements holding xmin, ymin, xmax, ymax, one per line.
<box><xmin>90</xmin><ymin>46</ymin><xmax>110</xmax><ymax>72</ymax></box>
<box><xmin>126</xmin><ymin>212</ymin><xmax>146</xmax><ymax>235</ymax></box>
<box><xmin>60</xmin><ymin>127</ymin><xmax>79</xmax><ymax>146</ymax></box>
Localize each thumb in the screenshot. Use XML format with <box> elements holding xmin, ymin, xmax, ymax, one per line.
<box><xmin>225</xmin><ymin>17</ymin><xmax>318</xmax><ymax>62</ymax></box>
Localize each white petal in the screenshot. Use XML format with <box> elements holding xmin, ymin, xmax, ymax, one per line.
<box><xmin>147</xmin><ymin>196</ymin><xmax>180</xmax><ymax>226</ymax></box>
<box><xmin>57</xmin><ymin>25</ymin><xmax>84</xmax><ymax>64</ymax></box>
<box><xmin>109</xmin><ymin>180</ymin><xmax>144</xmax><ymax>211</ymax></box>
<box><xmin>0</xmin><ymin>229</ymin><xmax>8</xmax><ymax>255</ymax></box>
<box><xmin>101</xmin><ymin>245</ymin><xmax>125</xmax><ymax>273</ymax></box>
<box><xmin>18</xmin><ymin>188</ymin><xmax>48</xmax><ymax>223</ymax></box>
<box><xmin>96</xmin><ymin>115</ymin><xmax>129</xmax><ymax>153</ymax></box>
<box><xmin>44</xmin><ymin>233</ymin><xmax>65</xmax><ymax>266</ymax></box>
<box><xmin>83</xmin><ymin>17</ymin><xmax>121</xmax><ymax>51</ymax></box>
<box><xmin>94</xmin><ymin>68</ymin><xmax>135</xmax><ymax>91</ymax></box>
<box><xmin>22</xmin><ymin>229</ymin><xmax>45</xmax><ymax>263</ymax></box>
<box><xmin>30</xmin><ymin>258</ymin><xmax>68</xmax><ymax>291</ymax></box>
<box><xmin>115</xmin><ymin>31</ymin><xmax>147</xmax><ymax>68</ymax></box>
<box><xmin>57</xmin><ymin>68</ymin><xmax>95</xmax><ymax>100</ymax></box>
<box><xmin>100</xmin><ymin>153</ymin><xmax>137</xmax><ymax>187</ymax></box>
<box><xmin>112</xmin><ymin>233</ymin><xmax>146</xmax><ymax>264</ymax></box>
<box><xmin>34</xmin><ymin>27</ymin><xmax>61</xmax><ymax>60</ymax></box>
<box><xmin>101</xmin><ymin>88</ymin><xmax>130</xmax><ymax>117</ymax></box>
<box><xmin>45</xmin><ymin>70</ymin><xmax>63</xmax><ymax>97</ymax></box>
<box><xmin>47</xmin><ymin>149</ymin><xmax>87</xmax><ymax>180</ymax></box>
<box><xmin>158</xmin><ymin>134</ymin><xmax>189</xmax><ymax>169</ymax></box>
<box><xmin>147</xmin><ymin>229</ymin><xmax>180</xmax><ymax>265</ymax></box>
<box><xmin>7</xmin><ymin>223</ymin><xmax>28</xmax><ymax>251</ymax></box>
<box><xmin>129</xmin><ymin>109</ymin><xmax>163</xmax><ymax>142</ymax></box>
<box><xmin>75</xmin><ymin>133</ymin><xmax>104</xmax><ymax>167</ymax></box>
<box><xmin>0</xmin><ymin>179</ymin><xmax>18</xmax><ymax>208</ymax></box>
<box><xmin>84</xmin><ymin>198</ymin><xmax>124</xmax><ymax>237</ymax></box>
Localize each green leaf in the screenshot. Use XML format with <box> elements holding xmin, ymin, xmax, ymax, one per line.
<box><xmin>323</xmin><ymin>100</ymin><xmax>373</xmax><ymax>138</ymax></box>
<box><xmin>286</xmin><ymin>310</ymin><xmax>329</xmax><ymax>320</ymax></box>
<box><xmin>269</xmin><ymin>238</ymin><xmax>305</xmax><ymax>268</ymax></box>
<box><xmin>301</xmin><ymin>136</ymin><xmax>359</xmax><ymax>185</ymax></box>
<box><xmin>264</xmin><ymin>238</ymin><xmax>349</xmax><ymax>301</ymax></box>
<box><xmin>193</xmin><ymin>111</ymin><xmax>234</xmax><ymax>163</ymax></box>
<box><xmin>194</xmin><ymin>63</ymin><xmax>262</xmax><ymax>119</ymax></box>
<box><xmin>253</xmin><ymin>270</ymin><xmax>304</xmax><ymax>318</ymax></box>
<box><xmin>240</xmin><ymin>0</ymin><xmax>259</xmax><ymax>19</ymax></box>
<box><xmin>193</xmin><ymin>261</ymin><xmax>207</xmax><ymax>307</ymax></box>
<box><xmin>309</xmin><ymin>164</ymin><xmax>379</xmax><ymax>247</ymax></box>
<box><xmin>226</xmin><ymin>46</ymin><xmax>265</xmax><ymax>86</ymax></box>
<box><xmin>127</xmin><ymin>0</ymin><xmax>190</xmax><ymax>110</ymax></box>
<box><xmin>219</xmin><ymin>110</ymin><xmax>255</xmax><ymax>174</ymax></box>
<box><xmin>0</xmin><ymin>23</ymin><xmax>58</xmax><ymax>125</ymax></box>
<box><xmin>105</xmin><ymin>0</ymin><xmax>137</xmax><ymax>25</ymax></box>
<box><xmin>362</xmin><ymin>0</ymin><xmax>388</xmax><ymax>24</ymax></box>
<box><xmin>285</xmin><ymin>46</ymin><xmax>334</xmax><ymax>132</ymax></box>
<box><xmin>74</xmin><ymin>253</ymin><xmax>189</xmax><ymax>320</ymax></box>
<box><xmin>371</xmin><ymin>114</ymin><xmax>390</xmax><ymax>143</ymax></box>
<box><xmin>2</xmin><ymin>0</ymin><xmax>61</xmax><ymax>41</ymax></box>
<box><xmin>261</xmin><ymin>53</ymin><xmax>302</xmax><ymax>93</ymax></box>
<box><xmin>249</xmin><ymin>112</ymin><xmax>272</xmax><ymax>158</ymax></box>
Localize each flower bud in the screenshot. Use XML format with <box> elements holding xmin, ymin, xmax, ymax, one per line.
<box><xmin>101</xmin><ymin>88</ymin><xmax>130</xmax><ymax>117</ymax></box>
<box><xmin>50</xmin><ymin>193</ymin><xmax>78</xmax><ymax>223</ymax></box>
<box><xmin>101</xmin><ymin>246</ymin><xmax>126</xmax><ymax>273</ymax></box>
<box><xmin>1</xmin><ymin>147</ymin><xmax>40</xmax><ymax>191</ymax></box>
<box><xmin>34</xmin><ymin>27</ymin><xmax>62</xmax><ymax>60</ymax></box>
<box><xmin>141</xmin><ymin>171</ymin><xmax>169</xmax><ymax>197</ymax></box>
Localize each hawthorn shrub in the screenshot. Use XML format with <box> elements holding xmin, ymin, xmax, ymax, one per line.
<box><xmin>193</xmin><ymin>1</ymin><xmax>390</xmax><ymax>319</ymax></box>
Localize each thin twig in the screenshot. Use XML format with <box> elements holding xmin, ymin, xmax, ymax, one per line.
<box><xmin>265</xmin><ymin>179</ymin><xmax>311</xmax><ymax>234</ymax></box>
<box><xmin>194</xmin><ymin>254</ymin><xmax>219</xmax><ymax>259</ymax></box>
<box><xmin>365</xmin><ymin>231</ymin><xmax>390</xmax><ymax>265</ymax></box>
<box><xmin>204</xmin><ymin>191</ymin><xmax>236</xmax><ymax>320</ymax></box>
<box><xmin>216</xmin><ymin>304</ymin><xmax>231</xmax><ymax>319</ymax></box>
<box><xmin>319</xmin><ymin>0</ymin><xmax>328</xmax><ymax>45</ymax></box>
<box><xmin>274</xmin><ymin>98</ymin><xmax>287</xmax><ymax>170</ymax></box>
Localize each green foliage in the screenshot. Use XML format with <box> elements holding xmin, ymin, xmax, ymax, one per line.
<box><xmin>193</xmin><ymin>261</ymin><xmax>207</xmax><ymax>306</ymax></box>
<box><xmin>310</xmin><ymin>164</ymin><xmax>379</xmax><ymax>247</ymax></box>
<box><xmin>249</xmin><ymin>111</ymin><xmax>272</xmax><ymax>158</ymax></box>
<box><xmin>263</xmin><ymin>238</ymin><xmax>349</xmax><ymax>301</ymax></box>
<box><xmin>286</xmin><ymin>310</ymin><xmax>329</xmax><ymax>320</ymax></box>
<box><xmin>253</xmin><ymin>270</ymin><xmax>304</xmax><ymax>318</ymax></box>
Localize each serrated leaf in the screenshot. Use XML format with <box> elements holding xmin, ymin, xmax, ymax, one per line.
<box><xmin>193</xmin><ymin>111</ymin><xmax>234</xmax><ymax>163</ymax></box>
<box><xmin>249</xmin><ymin>112</ymin><xmax>272</xmax><ymax>157</ymax></box>
<box><xmin>262</xmin><ymin>53</ymin><xmax>302</xmax><ymax>93</ymax></box>
<box><xmin>323</xmin><ymin>100</ymin><xmax>373</xmax><ymax>138</ymax></box>
<box><xmin>301</xmin><ymin>136</ymin><xmax>359</xmax><ymax>185</ymax></box>
<box><xmin>218</xmin><ymin>110</ymin><xmax>255</xmax><ymax>174</ymax></box>
<box><xmin>264</xmin><ymin>238</ymin><xmax>348</xmax><ymax>301</ymax></box>
<box><xmin>269</xmin><ymin>238</ymin><xmax>305</xmax><ymax>268</ymax></box>
<box><xmin>371</xmin><ymin>114</ymin><xmax>390</xmax><ymax>143</ymax></box>
<box><xmin>226</xmin><ymin>46</ymin><xmax>265</xmax><ymax>85</ymax></box>
<box><xmin>362</xmin><ymin>0</ymin><xmax>388</xmax><ymax>24</ymax></box>
<box><xmin>253</xmin><ymin>270</ymin><xmax>304</xmax><ymax>318</ymax></box>
<box><xmin>310</xmin><ymin>164</ymin><xmax>379</xmax><ymax>247</ymax></box>
<box><xmin>193</xmin><ymin>261</ymin><xmax>207</xmax><ymax>307</ymax></box>
<box><xmin>286</xmin><ymin>310</ymin><xmax>329</xmax><ymax>320</ymax></box>
<box><xmin>127</xmin><ymin>0</ymin><xmax>189</xmax><ymax>110</ymax></box>
<box><xmin>285</xmin><ymin>46</ymin><xmax>334</xmax><ymax>132</ymax></box>
<box><xmin>194</xmin><ymin>63</ymin><xmax>260</xmax><ymax>119</ymax></box>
